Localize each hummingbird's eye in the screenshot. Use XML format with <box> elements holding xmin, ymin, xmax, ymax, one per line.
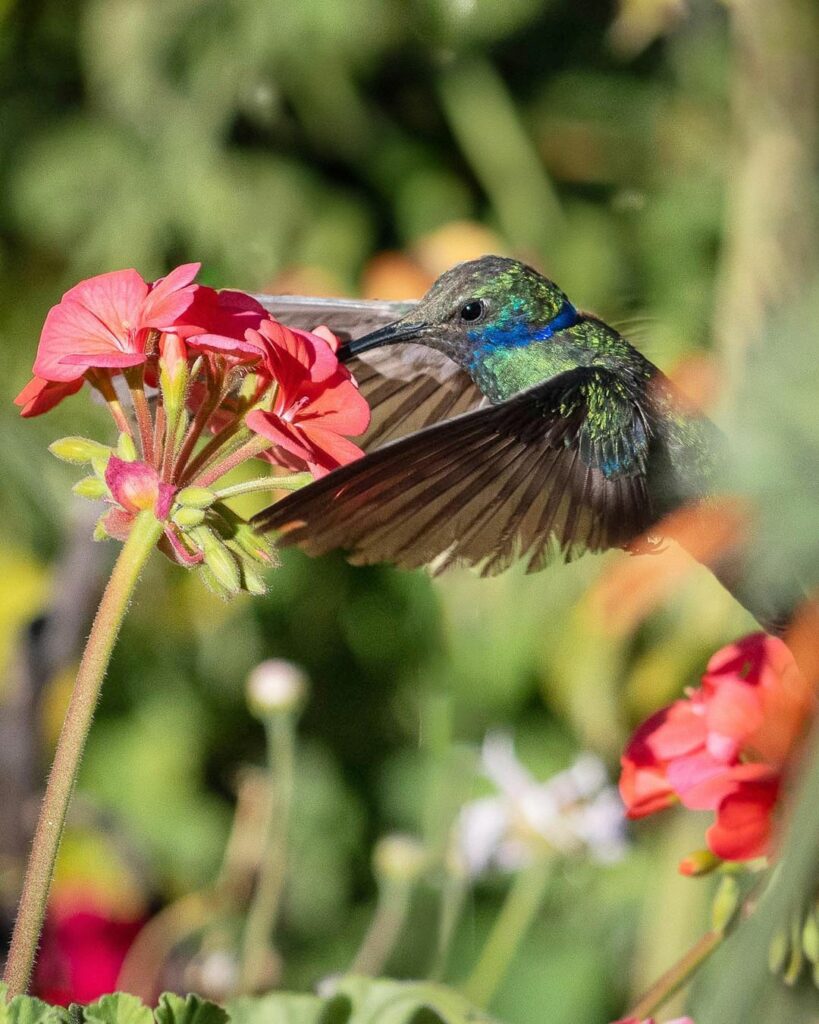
<box><xmin>459</xmin><ymin>299</ymin><xmax>485</xmax><ymax>323</ymax></box>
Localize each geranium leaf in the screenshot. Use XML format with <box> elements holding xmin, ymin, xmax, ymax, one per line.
<box><xmin>154</xmin><ymin>995</ymin><xmax>228</xmax><ymax>1024</ymax></box>
<box><xmin>319</xmin><ymin>978</ymin><xmax>500</xmax><ymax>1024</ymax></box>
<box><xmin>6</xmin><ymin>996</ymin><xmax>64</xmax><ymax>1024</ymax></box>
<box><xmin>227</xmin><ymin>993</ymin><xmax>326</xmax><ymax>1024</ymax></box>
<box><xmin>85</xmin><ymin>994</ymin><xmax>152</xmax><ymax>1024</ymax></box>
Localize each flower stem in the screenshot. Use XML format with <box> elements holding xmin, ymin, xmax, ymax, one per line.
<box><xmin>350</xmin><ymin>879</ymin><xmax>414</xmax><ymax>977</ymax></box>
<box><xmin>429</xmin><ymin>870</ymin><xmax>469</xmax><ymax>981</ymax></box>
<box><xmin>462</xmin><ymin>858</ymin><xmax>553</xmax><ymax>1008</ymax></box>
<box><xmin>180</xmin><ymin>418</ymin><xmax>247</xmax><ymax>484</ymax></box>
<box><xmin>213</xmin><ymin>474</ymin><xmax>312</xmax><ymax>501</ymax></box>
<box><xmin>88</xmin><ymin>372</ymin><xmax>132</xmax><ymax>437</ymax></box>
<box><xmin>125</xmin><ymin>368</ymin><xmax>154</xmax><ymax>464</ymax></box>
<box><xmin>626</xmin><ymin>928</ymin><xmax>724</xmax><ymax>1020</ymax></box>
<box><xmin>237</xmin><ymin>713</ymin><xmax>297</xmax><ymax>993</ymax></box>
<box><xmin>3</xmin><ymin>512</ymin><xmax>164</xmax><ymax>996</ymax></box>
<box><xmin>192</xmin><ymin>435</ymin><xmax>272</xmax><ymax>489</ymax></box>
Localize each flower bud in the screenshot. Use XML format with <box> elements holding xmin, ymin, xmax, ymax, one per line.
<box><xmin>239</xmin><ymin>560</ymin><xmax>268</xmax><ymax>596</ymax></box>
<box><xmin>768</xmin><ymin>926</ymin><xmax>789</xmax><ymax>974</ymax></box>
<box><xmin>372</xmin><ymin>834</ymin><xmax>428</xmax><ymax>885</ymax></box>
<box><xmin>159</xmin><ymin>333</ymin><xmax>189</xmax><ymax>416</ymax></box>
<box><xmin>802</xmin><ymin>910</ymin><xmax>819</xmax><ymax>964</ymax></box>
<box><xmin>93</xmin><ymin>515</ymin><xmax>110</xmax><ymax>542</ymax></box>
<box><xmin>246</xmin><ymin>660</ymin><xmax>308</xmax><ymax>717</ymax></box>
<box><xmin>784</xmin><ymin>914</ymin><xmax>805</xmax><ymax>986</ymax></box>
<box><xmin>198</xmin><ymin>564</ymin><xmax>235</xmax><ymax>602</ymax></box>
<box><xmin>117</xmin><ymin>432</ymin><xmax>138</xmax><ymax>462</ymax></box>
<box><xmin>176</xmin><ymin>486</ymin><xmax>216</xmax><ymax>509</ymax></box>
<box><xmin>710</xmin><ymin>875</ymin><xmax>740</xmax><ymax>934</ymax></box>
<box><xmin>49</xmin><ymin>436</ymin><xmax>111</xmax><ymax>465</ymax></box>
<box><xmin>172</xmin><ymin>507</ymin><xmax>206</xmax><ymax>530</ymax></box>
<box><xmin>72</xmin><ymin>476</ymin><xmax>109</xmax><ymax>500</ymax></box>
<box><xmin>232</xmin><ymin>522</ymin><xmax>277</xmax><ymax>565</ymax></box>
<box><xmin>678</xmin><ymin>849</ymin><xmax>721</xmax><ymax>877</ymax></box>
<box><xmin>193</xmin><ymin>527</ymin><xmax>241</xmax><ymax>594</ymax></box>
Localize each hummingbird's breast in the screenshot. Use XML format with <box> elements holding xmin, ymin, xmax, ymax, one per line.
<box><xmin>471</xmin><ymin>341</ymin><xmax>587</xmax><ymax>403</ymax></box>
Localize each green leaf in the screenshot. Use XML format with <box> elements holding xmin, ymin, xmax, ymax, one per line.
<box><xmin>6</xmin><ymin>995</ymin><xmax>64</xmax><ymax>1024</ymax></box>
<box><xmin>227</xmin><ymin>993</ymin><xmax>325</xmax><ymax>1024</ymax></box>
<box><xmin>154</xmin><ymin>995</ymin><xmax>228</xmax><ymax>1024</ymax></box>
<box><xmin>321</xmin><ymin>977</ymin><xmax>500</xmax><ymax>1024</ymax></box>
<box><xmin>85</xmin><ymin>994</ymin><xmax>153</xmax><ymax>1024</ymax></box>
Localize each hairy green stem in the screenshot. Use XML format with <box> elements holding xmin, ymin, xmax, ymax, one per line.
<box><xmin>3</xmin><ymin>512</ymin><xmax>164</xmax><ymax>995</ymax></box>
<box><xmin>462</xmin><ymin>858</ymin><xmax>553</xmax><ymax>1008</ymax></box>
<box><xmin>213</xmin><ymin>473</ymin><xmax>312</xmax><ymax>501</ymax></box>
<box><xmin>238</xmin><ymin>712</ymin><xmax>297</xmax><ymax>993</ymax></box>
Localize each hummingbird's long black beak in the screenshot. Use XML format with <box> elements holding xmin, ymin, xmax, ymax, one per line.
<box><xmin>338</xmin><ymin>319</ymin><xmax>428</xmax><ymax>363</ymax></box>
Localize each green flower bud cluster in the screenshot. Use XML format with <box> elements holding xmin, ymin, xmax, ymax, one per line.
<box><xmin>769</xmin><ymin>897</ymin><xmax>819</xmax><ymax>988</ymax></box>
<box><xmin>50</xmin><ymin>433</ymin><xmax>278</xmax><ymax>597</ymax></box>
<box><xmin>186</xmin><ymin>501</ymin><xmax>278</xmax><ymax>599</ymax></box>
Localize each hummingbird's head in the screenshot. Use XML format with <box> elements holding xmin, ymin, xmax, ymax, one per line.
<box><xmin>340</xmin><ymin>256</ymin><xmax>579</xmax><ymax>368</ymax></box>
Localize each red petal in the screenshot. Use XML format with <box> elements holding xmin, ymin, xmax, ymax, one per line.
<box><xmin>706</xmin><ymin>773</ymin><xmax>780</xmax><ymax>861</ymax></box>
<box><xmin>14</xmin><ymin>376</ymin><xmax>84</xmax><ymax>417</ymax></box>
<box><xmin>141</xmin><ymin>263</ymin><xmax>200</xmax><ymax>327</ymax></box>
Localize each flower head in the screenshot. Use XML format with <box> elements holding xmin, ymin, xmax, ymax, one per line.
<box><xmin>455</xmin><ymin>733</ymin><xmax>627</xmax><ymax>878</ymax></box>
<box><xmin>245</xmin><ymin>319</ymin><xmax>370</xmax><ymax>478</ymax></box>
<box><xmin>620</xmin><ymin>633</ymin><xmax>814</xmax><ymax>864</ymax></box>
<box><xmin>30</xmin><ymin>264</ymin><xmax>200</xmax><ymax>384</ymax></box>
<box><xmin>17</xmin><ymin>263</ymin><xmax>373</xmax><ymax>596</ymax></box>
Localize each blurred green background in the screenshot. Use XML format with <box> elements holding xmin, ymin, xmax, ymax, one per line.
<box><xmin>1</xmin><ymin>1</ymin><xmax>818</xmax><ymax>1022</ymax></box>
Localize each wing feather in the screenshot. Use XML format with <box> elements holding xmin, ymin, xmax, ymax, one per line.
<box><xmin>252</xmin><ymin>366</ymin><xmax>658</xmax><ymax>575</ymax></box>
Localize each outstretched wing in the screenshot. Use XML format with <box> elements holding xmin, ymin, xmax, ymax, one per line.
<box><xmin>256</xmin><ymin>293</ymin><xmax>485</xmax><ymax>448</ymax></box>
<box><xmin>252</xmin><ymin>366</ymin><xmax>658</xmax><ymax>576</ymax></box>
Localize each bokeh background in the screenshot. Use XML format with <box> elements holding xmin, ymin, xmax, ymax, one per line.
<box><xmin>1</xmin><ymin>1</ymin><xmax>818</xmax><ymax>1022</ymax></box>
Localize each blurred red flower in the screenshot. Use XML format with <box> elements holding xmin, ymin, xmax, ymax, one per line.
<box><xmin>620</xmin><ymin>633</ymin><xmax>814</xmax><ymax>863</ymax></box>
<box><xmin>31</xmin><ymin>264</ymin><xmax>200</xmax><ymax>383</ymax></box>
<box><xmin>246</xmin><ymin>320</ymin><xmax>370</xmax><ymax>478</ymax></box>
<box><xmin>33</xmin><ymin>894</ymin><xmax>144</xmax><ymax>1005</ymax></box>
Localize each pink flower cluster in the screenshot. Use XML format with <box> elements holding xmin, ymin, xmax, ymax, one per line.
<box><xmin>15</xmin><ymin>264</ymin><xmax>369</xmax><ymax>479</ymax></box>
<box><xmin>620</xmin><ymin>633</ymin><xmax>814</xmax><ymax>864</ymax></box>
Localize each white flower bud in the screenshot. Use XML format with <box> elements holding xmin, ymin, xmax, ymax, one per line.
<box><xmin>246</xmin><ymin>659</ymin><xmax>308</xmax><ymax>717</ymax></box>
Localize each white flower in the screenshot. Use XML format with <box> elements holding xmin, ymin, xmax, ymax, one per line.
<box><xmin>453</xmin><ymin>733</ymin><xmax>627</xmax><ymax>878</ymax></box>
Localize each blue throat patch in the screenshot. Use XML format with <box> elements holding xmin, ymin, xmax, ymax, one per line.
<box><xmin>468</xmin><ymin>297</ymin><xmax>580</xmax><ymax>367</ymax></box>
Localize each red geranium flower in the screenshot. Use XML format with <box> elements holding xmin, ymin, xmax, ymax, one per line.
<box><xmin>33</xmin><ymin>890</ymin><xmax>144</xmax><ymax>1005</ymax></box>
<box><xmin>245</xmin><ymin>319</ymin><xmax>370</xmax><ymax>478</ymax></box>
<box><xmin>620</xmin><ymin>634</ymin><xmax>814</xmax><ymax>864</ymax></box>
<box><xmin>28</xmin><ymin>263</ymin><xmax>200</xmax><ymax>384</ymax></box>
<box><xmin>178</xmin><ymin>287</ymin><xmax>269</xmax><ymax>362</ymax></box>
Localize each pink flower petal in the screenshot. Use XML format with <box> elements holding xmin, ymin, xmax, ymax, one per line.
<box><xmin>14</xmin><ymin>376</ymin><xmax>84</xmax><ymax>417</ymax></box>
<box><xmin>141</xmin><ymin>263</ymin><xmax>201</xmax><ymax>327</ymax></box>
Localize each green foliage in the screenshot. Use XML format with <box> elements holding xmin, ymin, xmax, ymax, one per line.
<box><xmin>0</xmin><ymin>985</ymin><xmax>496</xmax><ymax>1024</ymax></box>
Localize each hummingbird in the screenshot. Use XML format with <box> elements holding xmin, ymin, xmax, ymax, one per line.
<box><xmin>252</xmin><ymin>255</ymin><xmax>730</xmax><ymax>584</ymax></box>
